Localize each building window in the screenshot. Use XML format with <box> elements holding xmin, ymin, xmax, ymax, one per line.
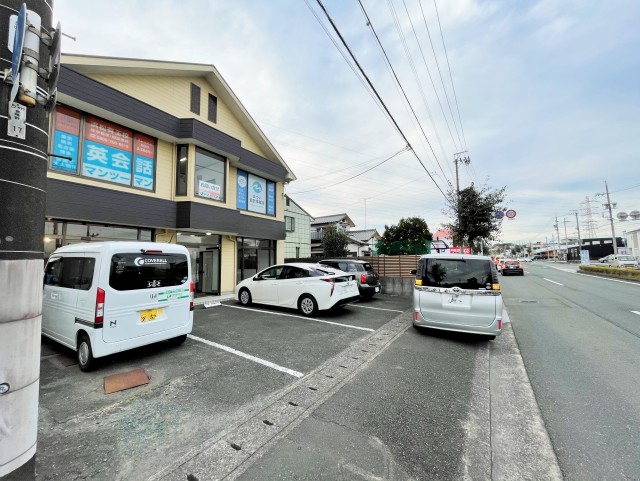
<box><xmin>195</xmin><ymin>147</ymin><xmax>226</xmax><ymax>202</ymax></box>
<box><xmin>176</xmin><ymin>145</ymin><xmax>188</xmax><ymax>196</ymax></box>
<box><xmin>208</xmin><ymin>94</ymin><xmax>217</xmax><ymax>123</ymax></box>
<box><xmin>190</xmin><ymin>83</ymin><xmax>201</xmax><ymax>114</ymax></box>
<box><xmin>50</xmin><ymin>106</ymin><xmax>156</xmax><ymax>191</ymax></box>
<box><xmin>286</xmin><ymin>197</ymin><xmax>290</xmax><ymax>206</ymax></box>
<box><xmin>236</xmin><ymin>169</ymin><xmax>276</xmax><ymax>216</ymax></box>
<box><xmin>285</xmin><ymin>216</ymin><xmax>295</xmax><ymax>232</ymax></box>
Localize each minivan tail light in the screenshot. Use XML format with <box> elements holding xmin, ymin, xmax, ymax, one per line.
<box><xmin>95</xmin><ymin>288</ymin><xmax>105</xmax><ymax>325</ymax></box>
<box><xmin>190</xmin><ymin>280</ymin><xmax>194</xmax><ymax>311</ymax></box>
<box><xmin>321</xmin><ymin>278</ymin><xmax>335</xmax><ymax>296</ymax></box>
<box><xmin>144</xmin><ymin>249</ymin><xmax>163</xmax><ymax>254</ymax></box>
<box><xmin>360</xmin><ymin>273</ymin><xmax>367</xmax><ymax>283</ymax></box>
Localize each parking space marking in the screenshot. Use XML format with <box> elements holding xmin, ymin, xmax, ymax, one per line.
<box><xmin>187</xmin><ymin>334</ymin><xmax>304</xmax><ymax>378</ymax></box>
<box><xmin>632</xmin><ymin>311</ymin><xmax>640</xmax><ymax>316</ymax></box>
<box><xmin>222</xmin><ymin>304</ymin><xmax>375</xmax><ymax>332</ymax></box>
<box><xmin>543</xmin><ymin>278</ymin><xmax>563</xmax><ymax>286</ymax></box>
<box><xmin>350</xmin><ymin>304</ymin><xmax>404</xmax><ymax>313</ymax></box>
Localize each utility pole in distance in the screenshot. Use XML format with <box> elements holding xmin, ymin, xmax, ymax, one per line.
<box><xmin>0</xmin><ymin>1</ymin><xmax>57</xmax><ymax>478</ymax></box>
<box><xmin>454</xmin><ymin>151</ymin><xmax>470</xmax><ymax>253</ymax></box>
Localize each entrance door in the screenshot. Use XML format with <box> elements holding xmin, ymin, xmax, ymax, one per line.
<box><xmin>201</xmin><ymin>249</ymin><xmax>220</xmax><ymax>294</ymax></box>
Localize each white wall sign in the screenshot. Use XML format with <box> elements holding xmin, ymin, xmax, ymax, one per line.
<box><xmin>198</xmin><ymin>180</ymin><xmax>221</xmax><ymax>200</ymax></box>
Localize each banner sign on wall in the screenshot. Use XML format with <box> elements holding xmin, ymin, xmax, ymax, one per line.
<box><xmin>82</xmin><ymin>116</ymin><xmax>133</xmax><ymax>186</ymax></box>
<box><xmin>237</xmin><ymin>170</ymin><xmax>248</xmax><ymax>210</ymax></box>
<box><xmin>248</xmin><ymin>174</ymin><xmax>267</xmax><ymax>213</ymax></box>
<box><xmin>133</xmin><ymin>134</ymin><xmax>155</xmax><ymax>190</ymax></box>
<box><xmin>52</xmin><ymin>106</ymin><xmax>81</xmax><ymax>172</ymax></box>
<box><xmin>267</xmin><ymin>182</ymin><xmax>275</xmax><ymax>216</ymax></box>
<box><xmin>199</xmin><ymin>180</ymin><xmax>222</xmax><ymax>200</ymax></box>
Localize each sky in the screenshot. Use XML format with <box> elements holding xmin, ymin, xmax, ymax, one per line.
<box><xmin>53</xmin><ymin>0</ymin><xmax>640</xmax><ymax>246</ymax></box>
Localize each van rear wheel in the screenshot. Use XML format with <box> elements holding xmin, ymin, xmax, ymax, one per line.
<box><xmin>167</xmin><ymin>334</ymin><xmax>187</xmax><ymax>347</ymax></box>
<box><xmin>77</xmin><ymin>335</ymin><xmax>96</xmax><ymax>372</ymax></box>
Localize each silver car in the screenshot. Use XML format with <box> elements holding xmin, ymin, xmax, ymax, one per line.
<box><xmin>411</xmin><ymin>254</ymin><xmax>503</xmax><ymax>340</ymax></box>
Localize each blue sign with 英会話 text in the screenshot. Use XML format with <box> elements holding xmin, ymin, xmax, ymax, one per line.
<box><xmin>134</xmin><ymin>155</ymin><xmax>154</xmax><ymax>190</ymax></box>
<box><xmin>82</xmin><ymin>140</ymin><xmax>132</xmax><ymax>185</ymax></box>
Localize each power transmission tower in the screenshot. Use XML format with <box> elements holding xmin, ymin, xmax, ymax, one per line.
<box><xmin>580</xmin><ymin>196</ymin><xmax>598</xmax><ymax>239</ymax></box>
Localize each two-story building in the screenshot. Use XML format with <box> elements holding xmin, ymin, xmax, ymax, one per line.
<box><xmin>283</xmin><ymin>195</ymin><xmax>314</xmax><ymax>259</ymax></box>
<box><xmin>46</xmin><ymin>54</ymin><xmax>295</xmax><ymax>295</ymax></box>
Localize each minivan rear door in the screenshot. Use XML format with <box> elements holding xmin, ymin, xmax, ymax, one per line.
<box><xmin>417</xmin><ymin>258</ymin><xmax>497</xmax><ymax>328</ymax></box>
<box><xmin>102</xmin><ymin>252</ymin><xmax>191</xmax><ymax>343</ymax></box>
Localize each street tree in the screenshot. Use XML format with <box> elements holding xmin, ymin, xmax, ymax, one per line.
<box><xmin>322</xmin><ymin>225</ymin><xmax>350</xmax><ymax>257</ymax></box>
<box><xmin>443</xmin><ymin>183</ymin><xmax>507</xmax><ymax>252</ymax></box>
<box><xmin>377</xmin><ymin>217</ymin><xmax>433</xmax><ymax>255</ymax></box>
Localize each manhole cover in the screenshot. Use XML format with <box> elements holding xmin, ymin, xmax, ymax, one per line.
<box><xmin>104</xmin><ymin>368</ymin><xmax>150</xmax><ymax>394</ymax></box>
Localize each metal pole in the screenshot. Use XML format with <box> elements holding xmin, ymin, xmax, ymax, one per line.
<box><xmin>575</xmin><ymin>212</ymin><xmax>582</xmax><ymax>259</ymax></box>
<box><xmin>555</xmin><ymin>217</ymin><xmax>561</xmax><ymax>262</ymax></box>
<box><xmin>563</xmin><ymin>218</ymin><xmax>569</xmax><ymax>260</ymax></box>
<box><xmin>1</xmin><ymin>1</ymin><xmax>52</xmax><ymax>478</ymax></box>
<box><xmin>605</xmin><ymin>180</ymin><xmax>618</xmax><ymax>255</ymax></box>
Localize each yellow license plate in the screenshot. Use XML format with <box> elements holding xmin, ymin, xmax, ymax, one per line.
<box><xmin>140</xmin><ymin>308</ymin><xmax>163</xmax><ymax>323</ymax></box>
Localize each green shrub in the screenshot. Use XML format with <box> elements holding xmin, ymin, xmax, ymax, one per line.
<box><xmin>579</xmin><ymin>265</ymin><xmax>640</xmax><ymax>281</ymax></box>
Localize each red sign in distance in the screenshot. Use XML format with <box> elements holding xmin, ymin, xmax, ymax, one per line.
<box><xmin>505</xmin><ymin>209</ymin><xmax>517</xmax><ymax>219</ymax></box>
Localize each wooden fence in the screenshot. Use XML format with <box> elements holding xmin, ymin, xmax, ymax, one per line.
<box><xmin>359</xmin><ymin>255</ymin><xmax>420</xmax><ymax>278</ymax></box>
<box><xmin>285</xmin><ymin>255</ymin><xmax>421</xmax><ymax>278</ymax></box>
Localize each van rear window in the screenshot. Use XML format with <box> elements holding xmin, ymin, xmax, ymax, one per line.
<box><xmin>422</xmin><ymin>258</ymin><xmax>494</xmax><ymax>289</ymax></box>
<box><xmin>109</xmin><ymin>253</ymin><xmax>189</xmax><ymax>291</ymax></box>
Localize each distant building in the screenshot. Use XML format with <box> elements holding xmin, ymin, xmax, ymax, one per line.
<box><xmin>310</xmin><ymin>213</ymin><xmax>355</xmax><ymax>257</ymax></box>
<box><xmin>283</xmin><ymin>195</ymin><xmax>313</xmax><ymax>259</ymax></box>
<box><xmin>347</xmin><ymin>229</ymin><xmax>382</xmax><ymax>256</ymax></box>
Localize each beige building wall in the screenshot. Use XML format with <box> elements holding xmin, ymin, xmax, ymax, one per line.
<box><xmin>88</xmin><ymin>74</ymin><xmax>267</xmax><ymax>157</ymax></box>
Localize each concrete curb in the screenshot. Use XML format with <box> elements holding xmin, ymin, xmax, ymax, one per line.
<box><xmin>490</xmin><ymin>319</ymin><xmax>563</xmax><ymax>480</ymax></box>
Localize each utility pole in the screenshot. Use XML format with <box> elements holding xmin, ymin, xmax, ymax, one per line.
<box><xmin>572</xmin><ymin>211</ymin><xmax>582</xmax><ymax>261</ymax></box>
<box><xmin>563</xmin><ymin>217</ymin><xmax>569</xmax><ymax>260</ymax></box>
<box><xmin>1</xmin><ymin>1</ymin><xmax>58</xmax><ymax>478</ymax></box>
<box><xmin>604</xmin><ymin>180</ymin><xmax>618</xmax><ymax>256</ymax></box>
<box><xmin>554</xmin><ymin>216</ymin><xmax>561</xmax><ymax>262</ymax></box>
<box><xmin>454</xmin><ymin>151</ymin><xmax>470</xmax><ymax>253</ymax></box>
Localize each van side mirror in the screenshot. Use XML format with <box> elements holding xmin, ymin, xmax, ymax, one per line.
<box><xmin>410</xmin><ymin>269</ymin><xmax>417</xmax><ymax>275</ymax></box>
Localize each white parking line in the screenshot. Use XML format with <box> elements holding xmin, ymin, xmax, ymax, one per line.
<box><xmin>187</xmin><ymin>334</ymin><xmax>304</xmax><ymax>378</ymax></box>
<box><xmin>351</xmin><ymin>304</ymin><xmax>404</xmax><ymax>313</ymax></box>
<box><xmin>222</xmin><ymin>304</ymin><xmax>375</xmax><ymax>332</ymax></box>
<box><xmin>543</xmin><ymin>278</ymin><xmax>564</xmax><ymax>286</ymax></box>
<box><xmin>632</xmin><ymin>311</ymin><xmax>640</xmax><ymax>316</ymax></box>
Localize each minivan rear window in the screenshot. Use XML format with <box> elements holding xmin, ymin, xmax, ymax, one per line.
<box><xmin>109</xmin><ymin>253</ymin><xmax>189</xmax><ymax>291</ymax></box>
<box><xmin>422</xmin><ymin>258</ymin><xmax>494</xmax><ymax>289</ymax></box>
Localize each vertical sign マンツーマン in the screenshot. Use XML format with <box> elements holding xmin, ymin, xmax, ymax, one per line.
<box><xmin>237</xmin><ymin>170</ymin><xmax>248</xmax><ymax>209</ymax></box>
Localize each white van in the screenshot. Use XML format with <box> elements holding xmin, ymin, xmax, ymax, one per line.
<box><xmin>42</xmin><ymin>242</ymin><xmax>194</xmax><ymax>371</ymax></box>
<box><xmin>411</xmin><ymin>254</ymin><xmax>503</xmax><ymax>340</ymax></box>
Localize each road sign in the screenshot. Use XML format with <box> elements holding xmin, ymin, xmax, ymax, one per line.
<box><xmin>9</xmin><ymin>4</ymin><xmax>27</xmax><ymax>83</ymax></box>
<box><xmin>495</xmin><ymin>210</ymin><xmax>504</xmax><ymax>219</ymax></box>
<box><xmin>505</xmin><ymin>209</ymin><xmax>517</xmax><ymax>219</ymax></box>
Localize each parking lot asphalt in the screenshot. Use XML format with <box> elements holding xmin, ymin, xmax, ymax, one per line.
<box><xmin>35</xmin><ymin>294</ymin><xmax>412</xmax><ymax>481</ymax></box>
<box><xmin>34</xmin><ymin>291</ymin><xmax>560</xmax><ymax>481</ymax></box>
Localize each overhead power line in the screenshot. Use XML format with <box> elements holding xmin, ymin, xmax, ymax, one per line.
<box><xmin>287</xmin><ymin>146</ymin><xmax>410</xmax><ymax>194</ymax></box>
<box><xmin>433</xmin><ymin>0</ymin><xmax>469</xmax><ymax>151</ymax></box>
<box><xmin>313</xmin><ymin>0</ymin><xmax>451</xmax><ymax>204</ymax></box>
<box><xmin>359</xmin><ymin>0</ymin><xmax>451</xmax><ymax>187</ymax></box>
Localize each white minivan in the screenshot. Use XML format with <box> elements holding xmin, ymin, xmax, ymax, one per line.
<box><xmin>411</xmin><ymin>254</ymin><xmax>503</xmax><ymax>340</ymax></box>
<box><xmin>42</xmin><ymin>242</ymin><xmax>194</xmax><ymax>371</ymax></box>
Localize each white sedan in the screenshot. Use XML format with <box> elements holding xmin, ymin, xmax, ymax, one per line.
<box><xmin>235</xmin><ymin>263</ymin><xmax>360</xmax><ymax>316</ymax></box>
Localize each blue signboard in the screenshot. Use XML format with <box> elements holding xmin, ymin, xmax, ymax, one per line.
<box><xmin>237</xmin><ymin>170</ymin><xmax>248</xmax><ymax>210</ymax></box>
<box><xmin>267</xmin><ymin>181</ymin><xmax>275</xmax><ymax>216</ymax></box>
<box><xmin>11</xmin><ymin>4</ymin><xmax>27</xmax><ymax>82</ymax></box>
<box><xmin>52</xmin><ymin>130</ymin><xmax>79</xmax><ymax>173</ymax></box>
<box><xmin>82</xmin><ymin>140</ymin><xmax>132</xmax><ymax>185</ymax></box>
<box><xmin>133</xmin><ymin>155</ymin><xmax>154</xmax><ymax>190</ymax></box>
